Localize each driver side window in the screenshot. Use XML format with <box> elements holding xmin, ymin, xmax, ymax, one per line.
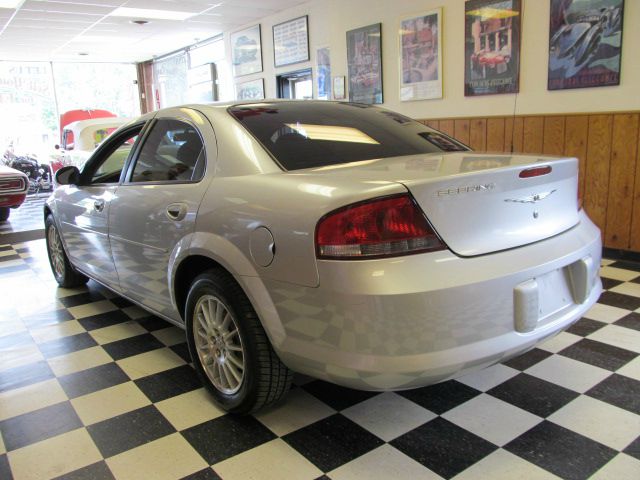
<box><xmin>85</xmin><ymin>127</ymin><xmax>142</xmax><ymax>184</ymax></box>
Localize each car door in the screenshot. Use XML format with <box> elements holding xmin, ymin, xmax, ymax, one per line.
<box><xmin>55</xmin><ymin>123</ymin><xmax>146</xmax><ymax>287</ymax></box>
<box><xmin>108</xmin><ymin>108</ymin><xmax>216</xmax><ymax>320</ymax></box>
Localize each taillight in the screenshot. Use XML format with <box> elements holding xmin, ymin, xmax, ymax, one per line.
<box><xmin>519</xmin><ymin>166</ymin><xmax>552</xmax><ymax>178</ymax></box>
<box><xmin>0</xmin><ymin>178</ymin><xmax>25</xmax><ymax>191</ymax></box>
<box><xmin>316</xmin><ymin>194</ymin><xmax>445</xmax><ymax>259</ymax></box>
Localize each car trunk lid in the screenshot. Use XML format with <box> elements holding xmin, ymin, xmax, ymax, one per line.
<box><xmin>305</xmin><ymin>152</ymin><xmax>580</xmax><ymax>257</ymax></box>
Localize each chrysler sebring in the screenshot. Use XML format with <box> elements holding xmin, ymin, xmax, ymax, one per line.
<box><xmin>45</xmin><ymin>101</ymin><xmax>602</xmax><ymax>413</ymax></box>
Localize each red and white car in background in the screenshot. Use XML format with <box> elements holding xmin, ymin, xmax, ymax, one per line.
<box><xmin>0</xmin><ymin>164</ymin><xmax>28</xmax><ymax>222</ymax></box>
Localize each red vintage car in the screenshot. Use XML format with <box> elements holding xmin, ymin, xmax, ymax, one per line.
<box><xmin>0</xmin><ymin>165</ymin><xmax>29</xmax><ymax>221</ymax></box>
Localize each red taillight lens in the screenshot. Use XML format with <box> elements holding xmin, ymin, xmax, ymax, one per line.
<box><xmin>0</xmin><ymin>178</ymin><xmax>25</xmax><ymax>191</ymax></box>
<box><xmin>316</xmin><ymin>194</ymin><xmax>445</xmax><ymax>259</ymax></box>
<box><xmin>519</xmin><ymin>166</ymin><xmax>552</xmax><ymax>178</ymax></box>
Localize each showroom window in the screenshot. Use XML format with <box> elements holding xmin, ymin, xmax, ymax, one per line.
<box><xmin>86</xmin><ymin>127</ymin><xmax>143</xmax><ymax>184</ymax></box>
<box><xmin>129</xmin><ymin>119</ymin><xmax>205</xmax><ymax>183</ymax></box>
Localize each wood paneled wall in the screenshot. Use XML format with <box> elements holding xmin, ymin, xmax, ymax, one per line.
<box><xmin>420</xmin><ymin>112</ymin><xmax>640</xmax><ymax>252</ymax></box>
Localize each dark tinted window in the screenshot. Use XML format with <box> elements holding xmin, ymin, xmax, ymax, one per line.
<box><xmin>228</xmin><ymin>102</ymin><xmax>469</xmax><ymax>170</ymax></box>
<box><xmin>130</xmin><ymin>119</ymin><xmax>205</xmax><ymax>183</ymax></box>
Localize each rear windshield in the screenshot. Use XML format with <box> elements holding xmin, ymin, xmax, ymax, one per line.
<box><xmin>228</xmin><ymin>102</ymin><xmax>468</xmax><ymax>170</ymax></box>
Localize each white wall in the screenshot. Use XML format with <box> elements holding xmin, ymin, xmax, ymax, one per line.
<box><xmin>224</xmin><ymin>0</ymin><xmax>639</xmax><ymax>118</ymax></box>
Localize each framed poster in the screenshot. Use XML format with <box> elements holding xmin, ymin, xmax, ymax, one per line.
<box><xmin>316</xmin><ymin>47</ymin><xmax>331</xmax><ymax>99</ymax></box>
<box><xmin>464</xmin><ymin>0</ymin><xmax>521</xmax><ymax>96</ymax></box>
<box><xmin>400</xmin><ymin>9</ymin><xmax>443</xmax><ymax>101</ymax></box>
<box><xmin>346</xmin><ymin>23</ymin><xmax>383</xmax><ymax>104</ymax></box>
<box><xmin>333</xmin><ymin>76</ymin><xmax>346</xmax><ymax>100</ymax></box>
<box><xmin>273</xmin><ymin>16</ymin><xmax>310</xmax><ymax>67</ymax></box>
<box><xmin>235</xmin><ymin>78</ymin><xmax>264</xmax><ymax>100</ymax></box>
<box><xmin>231</xmin><ymin>25</ymin><xmax>263</xmax><ymax>77</ymax></box>
<box><xmin>548</xmin><ymin>0</ymin><xmax>624</xmax><ymax>90</ymax></box>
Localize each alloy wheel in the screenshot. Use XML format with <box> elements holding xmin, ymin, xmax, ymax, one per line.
<box><xmin>48</xmin><ymin>225</ymin><xmax>65</xmax><ymax>279</ymax></box>
<box><xmin>193</xmin><ymin>294</ymin><xmax>245</xmax><ymax>394</ymax></box>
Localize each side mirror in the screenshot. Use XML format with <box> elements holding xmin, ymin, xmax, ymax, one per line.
<box><xmin>56</xmin><ymin>166</ymin><xmax>80</xmax><ymax>185</ymax></box>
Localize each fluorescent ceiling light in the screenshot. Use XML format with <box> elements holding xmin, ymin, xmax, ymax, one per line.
<box><xmin>0</xmin><ymin>0</ymin><xmax>22</xmax><ymax>8</ymax></box>
<box><xmin>286</xmin><ymin>124</ymin><xmax>380</xmax><ymax>144</ymax></box>
<box><xmin>110</xmin><ymin>7</ymin><xmax>195</xmax><ymax>21</ymax></box>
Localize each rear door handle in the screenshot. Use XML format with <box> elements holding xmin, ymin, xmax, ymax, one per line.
<box><xmin>94</xmin><ymin>200</ymin><xmax>105</xmax><ymax>212</ymax></box>
<box><xmin>166</xmin><ymin>203</ymin><xmax>187</xmax><ymax>221</ymax></box>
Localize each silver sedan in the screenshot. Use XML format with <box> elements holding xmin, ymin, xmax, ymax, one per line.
<box><xmin>45</xmin><ymin>101</ymin><xmax>602</xmax><ymax>413</ymax></box>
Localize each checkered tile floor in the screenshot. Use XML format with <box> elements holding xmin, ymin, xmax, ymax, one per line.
<box><xmin>0</xmin><ymin>196</ymin><xmax>47</xmax><ymax>234</ymax></box>
<box><xmin>0</xmin><ymin>238</ymin><xmax>639</xmax><ymax>480</ymax></box>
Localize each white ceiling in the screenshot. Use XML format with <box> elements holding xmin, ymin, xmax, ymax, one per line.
<box><xmin>0</xmin><ymin>0</ymin><xmax>308</xmax><ymax>63</ymax></box>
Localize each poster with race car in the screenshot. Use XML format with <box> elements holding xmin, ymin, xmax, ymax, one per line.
<box><xmin>400</xmin><ymin>9</ymin><xmax>442</xmax><ymax>101</ymax></box>
<box><xmin>347</xmin><ymin>23</ymin><xmax>383</xmax><ymax>104</ymax></box>
<box><xmin>548</xmin><ymin>0</ymin><xmax>624</xmax><ymax>90</ymax></box>
<box><xmin>464</xmin><ymin>0</ymin><xmax>521</xmax><ymax>96</ymax></box>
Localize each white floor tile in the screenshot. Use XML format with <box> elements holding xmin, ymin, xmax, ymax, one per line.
<box><xmin>587</xmin><ymin>324</ymin><xmax>640</xmax><ymax>354</ymax></box>
<box><xmin>589</xmin><ymin>454</ymin><xmax>640</xmax><ymax>480</ymax></box>
<box><xmin>342</xmin><ymin>392</ymin><xmax>436</xmax><ymax>442</ymax></box>
<box><xmin>456</xmin><ymin>364</ymin><xmax>520</xmax><ymax>392</ymax></box>
<box><xmin>549</xmin><ymin>396</ymin><xmax>640</xmax><ymax>450</ymax></box>
<box><xmin>538</xmin><ymin>331</ymin><xmax>582</xmax><ymax>353</ymax></box>
<box><xmin>442</xmin><ymin>394</ymin><xmax>542</xmax><ymax>447</ymax></box>
<box><xmin>525</xmin><ymin>355</ymin><xmax>611</xmax><ymax>393</ymax></box>
<box><xmin>582</xmin><ymin>303</ymin><xmax>633</xmax><ymax>323</ymax></box>
<box><xmin>452</xmin><ymin>449</ymin><xmax>561</xmax><ymax>480</ymax></box>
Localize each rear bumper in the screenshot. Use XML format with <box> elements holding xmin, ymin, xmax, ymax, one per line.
<box><xmin>0</xmin><ymin>193</ymin><xmax>27</xmax><ymax>208</ymax></box>
<box><xmin>256</xmin><ymin>210</ymin><xmax>602</xmax><ymax>390</ymax></box>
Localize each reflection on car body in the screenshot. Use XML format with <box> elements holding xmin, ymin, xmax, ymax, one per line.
<box><xmin>45</xmin><ymin>101</ymin><xmax>602</xmax><ymax>413</ymax></box>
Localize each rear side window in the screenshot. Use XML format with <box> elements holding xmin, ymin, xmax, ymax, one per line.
<box><xmin>228</xmin><ymin>102</ymin><xmax>469</xmax><ymax>170</ymax></box>
<box><xmin>129</xmin><ymin>119</ymin><xmax>205</xmax><ymax>183</ymax></box>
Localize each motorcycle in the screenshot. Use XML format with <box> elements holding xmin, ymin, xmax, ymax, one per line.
<box><xmin>9</xmin><ymin>155</ymin><xmax>53</xmax><ymax>195</ymax></box>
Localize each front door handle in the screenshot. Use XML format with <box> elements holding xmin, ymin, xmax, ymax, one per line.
<box><xmin>166</xmin><ymin>203</ymin><xmax>187</xmax><ymax>221</ymax></box>
<box><xmin>94</xmin><ymin>200</ymin><xmax>105</xmax><ymax>212</ymax></box>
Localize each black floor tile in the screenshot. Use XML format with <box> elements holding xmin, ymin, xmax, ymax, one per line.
<box><xmin>596</xmin><ymin>291</ymin><xmax>640</xmax><ymax>311</ymax></box>
<box><xmin>505</xmin><ymin>421</ymin><xmax>616</xmax><ymax>480</ymax></box>
<box><xmin>58</xmin><ymin>363</ymin><xmax>129</xmax><ymax>399</ymax></box>
<box><xmin>101</xmin><ymin>333</ymin><xmax>164</xmax><ymax>361</ymax></box>
<box><xmin>398</xmin><ymin>380</ymin><xmax>481</xmax><ymax>415</ymax></box>
<box><xmin>502</xmin><ymin>348</ymin><xmax>553</xmax><ymax>371</ymax></box>
<box><xmin>53</xmin><ymin>461</ymin><xmax>115</xmax><ymax>480</ymax></box>
<box><xmin>0</xmin><ymin>454</ymin><xmax>12</xmax><ymax>480</ymax></box>
<box><xmin>559</xmin><ymin>338</ymin><xmax>636</xmax><ymax>371</ymax></box>
<box><xmin>87</xmin><ymin>405</ymin><xmax>176</xmax><ymax>458</ymax></box>
<box><xmin>615</xmin><ymin>312</ymin><xmax>640</xmax><ymax>331</ymax></box>
<box><xmin>601</xmin><ymin>277</ymin><xmax>624</xmax><ymax>290</ymax></box>
<box><xmin>180</xmin><ymin>468</ymin><xmax>222</xmax><ymax>480</ymax></box>
<box><xmin>586</xmin><ymin>374</ymin><xmax>640</xmax><ymax>415</ymax></box>
<box><xmin>170</xmin><ymin>342</ymin><xmax>192</xmax><ymax>364</ymax></box>
<box><xmin>608</xmin><ymin>260</ymin><xmax>640</xmax><ymax>273</ymax></box>
<box><xmin>0</xmin><ymin>401</ymin><xmax>82</xmax><ymax>451</ymax></box>
<box><xmin>110</xmin><ymin>297</ymin><xmax>134</xmax><ymax>309</ymax></box>
<box><xmin>137</xmin><ymin>316</ymin><xmax>171</xmax><ymax>332</ymax></box>
<box><xmin>566</xmin><ymin>318</ymin><xmax>607</xmax><ymax>337</ymax></box>
<box><xmin>38</xmin><ymin>332</ymin><xmax>98</xmax><ymax>359</ymax></box>
<box><xmin>391</xmin><ymin>417</ymin><xmax>497</xmax><ymax>479</ymax></box>
<box><xmin>0</xmin><ymin>254</ymin><xmax>20</xmax><ymax>262</ymax></box>
<box><xmin>58</xmin><ymin>291</ymin><xmax>106</xmax><ymax>309</ymax></box>
<box><xmin>487</xmin><ymin>373</ymin><xmax>579</xmax><ymax>417</ymax></box>
<box><xmin>77</xmin><ymin>311</ymin><xmax>132</xmax><ymax>331</ymax></box>
<box><xmin>0</xmin><ymin>360</ymin><xmax>54</xmax><ymax>393</ymax></box>
<box><xmin>623</xmin><ymin>435</ymin><xmax>640</xmax><ymax>461</ymax></box>
<box><xmin>134</xmin><ymin>365</ymin><xmax>201</xmax><ymax>403</ymax></box>
<box><xmin>22</xmin><ymin>309</ymin><xmax>74</xmax><ymax>328</ymax></box>
<box><xmin>283</xmin><ymin>414</ymin><xmax>383</xmax><ymax>472</ymax></box>
<box><xmin>302</xmin><ymin>380</ymin><xmax>377</xmax><ymax>411</ymax></box>
<box><xmin>0</xmin><ymin>245</ymin><xmax>12</xmax><ymax>251</ymax></box>
<box><xmin>182</xmin><ymin>415</ymin><xmax>276</xmax><ymax>465</ymax></box>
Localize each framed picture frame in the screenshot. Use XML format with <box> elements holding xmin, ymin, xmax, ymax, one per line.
<box><xmin>316</xmin><ymin>47</ymin><xmax>331</xmax><ymax>99</ymax></box>
<box><xmin>464</xmin><ymin>0</ymin><xmax>521</xmax><ymax>96</ymax></box>
<box><xmin>231</xmin><ymin>24</ymin><xmax>263</xmax><ymax>77</ymax></box>
<box><xmin>333</xmin><ymin>76</ymin><xmax>346</xmax><ymax>100</ymax></box>
<box><xmin>235</xmin><ymin>78</ymin><xmax>265</xmax><ymax>100</ymax></box>
<box><xmin>346</xmin><ymin>23</ymin><xmax>383</xmax><ymax>104</ymax></box>
<box><xmin>273</xmin><ymin>15</ymin><xmax>310</xmax><ymax>68</ymax></box>
<box><xmin>399</xmin><ymin>8</ymin><xmax>443</xmax><ymax>101</ymax></box>
<box><xmin>548</xmin><ymin>0</ymin><xmax>624</xmax><ymax>90</ymax></box>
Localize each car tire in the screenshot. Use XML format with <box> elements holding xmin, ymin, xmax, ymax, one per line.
<box><xmin>185</xmin><ymin>269</ymin><xmax>293</xmax><ymax>413</ymax></box>
<box><xmin>45</xmin><ymin>214</ymin><xmax>89</xmax><ymax>288</ymax></box>
<box><xmin>0</xmin><ymin>207</ymin><xmax>9</xmax><ymax>222</ymax></box>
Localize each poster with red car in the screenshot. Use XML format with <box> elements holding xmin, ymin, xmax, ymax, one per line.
<box><xmin>464</xmin><ymin>0</ymin><xmax>521</xmax><ymax>96</ymax></box>
<box><xmin>548</xmin><ymin>0</ymin><xmax>624</xmax><ymax>90</ymax></box>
